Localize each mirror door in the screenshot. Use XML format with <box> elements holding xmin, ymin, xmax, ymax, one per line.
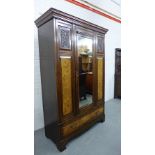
<box><xmin>76</xmin><ymin>29</ymin><xmax>95</xmax><ymax>109</ymax></box>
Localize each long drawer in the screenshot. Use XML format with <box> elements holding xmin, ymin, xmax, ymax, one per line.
<box><xmin>62</xmin><ymin>107</ymin><xmax>103</xmax><ymax>136</ymax></box>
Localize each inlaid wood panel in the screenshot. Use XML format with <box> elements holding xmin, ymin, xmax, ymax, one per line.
<box><xmin>60</xmin><ymin>56</ymin><xmax>73</xmax><ymax>115</ymax></box>
<box><xmin>62</xmin><ymin>107</ymin><xmax>103</xmax><ymax>136</ymax></box>
<box><xmin>97</xmin><ymin>58</ymin><xmax>103</xmax><ymax>100</ymax></box>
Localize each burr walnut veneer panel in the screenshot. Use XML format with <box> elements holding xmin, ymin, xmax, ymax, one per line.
<box><xmin>60</xmin><ymin>57</ymin><xmax>73</xmax><ymax>115</ymax></box>
<box><xmin>62</xmin><ymin>107</ymin><xmax>103</xmax><ymax>136</ymax></box>
<box><xmin>97</xmin><ymin>57</ymin><xmax>103</xmax><ymax>100</ymax></box>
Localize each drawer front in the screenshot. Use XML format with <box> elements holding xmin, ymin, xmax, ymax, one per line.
<box><xmin>62</xmin><ymin>107</ymin><xmax>103</xmax><ymax>136</ymax></box>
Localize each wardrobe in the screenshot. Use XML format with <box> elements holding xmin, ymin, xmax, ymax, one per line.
<box><xmin>35</xmin><ymin>8</ymin><xmax>108</xmax><ymax>151</ymax></box>
<box><xmin>114</xmin><ymin>48</ymin><xmax>121</xmax><ymax>98</ymax></box>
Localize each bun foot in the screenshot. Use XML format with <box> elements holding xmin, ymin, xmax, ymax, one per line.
<box><xmin>99</xmin><ymin>117</ymin><xmax>105</xmax><ymax>123</ymax></box>
<box><xmin>56</xmin><ymin>142</ymin><xmax>66</xmax><ymax>152</ymax></box>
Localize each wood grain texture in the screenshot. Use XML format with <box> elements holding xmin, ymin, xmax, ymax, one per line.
<box><xmin>62</xmin><ymin>107</ymin><xmax>103</xmax><ymax>136</ymax></box>
<box><xmin>61</xmin><ymin>57</ymin><xmax>73</xmax><ymax>115</ymax></box>
<box><xmin>97</xmin><ymin>58</ymin><xmax>103</xmax><ymax>100</ymax></box>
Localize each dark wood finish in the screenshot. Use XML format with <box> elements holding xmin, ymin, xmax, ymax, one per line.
<box><xmin>35</xmin><ymin>8</ymin><xmax>108</xmax><ymax>152</ymax></box>
<box><xmin>35</xmin><ymin>8</ymin><xmax>108</xmax><ymax>33</ymax></box>
<box><xmin>114</xmin><ymin>48</ymin><xmax>121</xmax><ymax>98</ymax></box>
<box><xmin>86</xmin><ymin>72</ymin><xmax>93</xmax><ymax>93</ymax></box>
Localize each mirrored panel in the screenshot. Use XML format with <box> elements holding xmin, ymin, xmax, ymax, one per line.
<box><xmin>77</xmin><ymin>35</ymin><xmax>93</xmax><ymax>108</ymax></box>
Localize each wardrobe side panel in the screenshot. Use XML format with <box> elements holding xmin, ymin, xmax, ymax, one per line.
<box><xmin>38</xmin><ymin>19</ymin><xmax>58</xmax><ymax>126</ymax></box>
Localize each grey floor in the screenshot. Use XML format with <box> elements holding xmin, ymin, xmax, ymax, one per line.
<box><xmin>34</xmin><ymin>99</ymin><xmax>121</xmax><ymax>155</ymax></box>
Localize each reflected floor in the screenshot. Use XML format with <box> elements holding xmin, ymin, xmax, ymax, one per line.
<box><xmin>79</xmin><ymin>94</ymin><xmax>92</xmax><ymax>108</ymax></box>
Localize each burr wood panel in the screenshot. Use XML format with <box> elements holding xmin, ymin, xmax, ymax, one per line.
<box><xmin>62</xmin><ymin>107</ymin><xmax>103</xmax><ymax>136</ymax></box>
<box><xmin>60</xmin><ymin>56</ymin><xmax>73</xmax><ymax>115</ymax></box>
<box><xmin>97</xmin><ymin>57</ymin><xmax>103</xmax><ymax>100</ymax></box>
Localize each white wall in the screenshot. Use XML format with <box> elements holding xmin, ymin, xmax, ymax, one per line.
<box><xmin>34</xmin><ymin>0</ymin><xmax>121</xmax><ymax>131</ymax></box>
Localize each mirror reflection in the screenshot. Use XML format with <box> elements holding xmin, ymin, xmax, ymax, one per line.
<box><xmin>77</xmin><ymin>35</ymin><xmax>93</xmax><ymax>108</ymax></box>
